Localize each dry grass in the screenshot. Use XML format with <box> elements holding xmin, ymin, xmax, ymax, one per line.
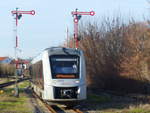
<box><xmin>0</xmin><ymin>78</ymin><xmax>12</xmax><ymax>84</ymax></box>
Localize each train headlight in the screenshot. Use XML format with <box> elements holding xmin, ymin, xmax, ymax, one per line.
<box><xmin>75</xmin><ymin>80</ymin><xmax>80</xmax><ymax>83</ymax></box>
<box><xmin>77</xmin><ymin>88</ymin><xmax>80</xmax><ymax>94</ymax></box>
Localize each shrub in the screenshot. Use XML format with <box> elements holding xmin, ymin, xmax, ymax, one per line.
<box><xmin>65</xmin><ymin>17</ymin><xmax>150</xmax><ymax>93</ymax></box>
<box><xmin>0</xmin><ymin>64</ymin><xmax>15</xmax><ymax>77</ymax></box>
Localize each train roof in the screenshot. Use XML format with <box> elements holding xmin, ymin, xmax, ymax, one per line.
<box><xmin>44</xmin><ymin>47</ymin><xmax>80</xmax><ymax>51</ymax></box>
<box><xmin>44</xmin><ymin>47</ymin><xmax>82</xmax><ymax>55</ymax></box>
<box><xmin>31</xmin><ymin>47</ymin><xmax>83</xmax><ymax>64</ymax></box>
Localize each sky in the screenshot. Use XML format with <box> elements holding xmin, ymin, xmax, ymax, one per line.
<box><xmin>0</xmin><ymin>0</ymin><xmax>149</xmax><ymax>58</ymax></box>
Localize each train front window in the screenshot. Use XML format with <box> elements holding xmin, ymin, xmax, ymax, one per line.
<box><xmin>50</xmin><ymin>55</ymin><xmax>79</xmax><ymax>79</ymax></box>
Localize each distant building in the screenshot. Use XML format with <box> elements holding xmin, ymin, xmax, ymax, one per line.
<box><xmin>11</xmin><ymin>59</ymin><xmax>30</xmax><ymax>69</ymax></box>
<box><xmin>0</xmin><ymin>57</ymin><xmax>12</xmax><ymax>64</ymax></box>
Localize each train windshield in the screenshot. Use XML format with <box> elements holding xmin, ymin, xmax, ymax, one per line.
<box><xmin>50</xmin><ymin>55</ymin><xmax>79</xmax><ymax>79</ymax></box>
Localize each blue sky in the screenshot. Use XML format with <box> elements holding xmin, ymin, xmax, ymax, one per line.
<box><xmin>0</xmin><ymin>0</ymin><xmax>149</xmax><ymax>58</ymax></box>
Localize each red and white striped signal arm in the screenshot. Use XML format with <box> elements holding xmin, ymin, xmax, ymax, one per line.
<box><xmin>11</xmin><ymin>10</ymin><xmax>35</xmax><ymax>15</ymax></box>
<box><xmin>71</xmin><ymin>11</ymin><xmax>95</xmax><ymax>16</ymax></box>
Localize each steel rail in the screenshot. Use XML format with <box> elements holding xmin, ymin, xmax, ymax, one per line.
<box><xmin>0</xmin><ymin>78</ymin><xmax>30</xmax><ymax>88</ymax></box>
<box><xmin>73</xmin><ymin>109</ymin><xmax>84</xmax><ymax>113</ymax></box>
<box><xmin>33</xmin><ymin>92</ymin><xmax>57</xmax><ymax>113</ymax></box>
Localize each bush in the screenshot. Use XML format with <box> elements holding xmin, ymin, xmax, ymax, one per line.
<box><xmin>66</xmin><ymin>17</ymin><xmax>150</xmax><ymax>93</ymax></box>
<box><xmin>0</xmin><ymin>64</ymin><xmax>15</xmax><ymax>77</ymax></box>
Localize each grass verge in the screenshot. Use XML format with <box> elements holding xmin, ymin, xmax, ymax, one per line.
<box><xmin>87</xmin><ymin>93</ymin><xmax>111</xmax><ymax>103</ymax></box>
<box><xmin>0</xmin><ymin>81</ymin><xmax>33</xmax><ymax>113</ymax></box>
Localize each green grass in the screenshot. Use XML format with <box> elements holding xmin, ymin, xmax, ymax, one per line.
<box><xmin>87</xmin><ymin>93</ymin><xmax>150</xmax><ymax>113</ymax></box>
<box><xmin>1</xmin><ymin>81</ymin><xmax>30</xmax><ymax>94</ymax></box>
<box><xmin>126</xmin><ymin>108</ymin><xmax>150</xmax><ymax>113</ymax></box>
<box><xmin>0</xmin><ymin>81</ymin><xmax>33</xmax><ymax>113</ymax></box>
<box><xmin>100</xmin><ymin>107</ymin><xmax>150</xmax><ymax>113</ymax></box>
<box><xmin>128</xmin><ymin>108</ymin><xmax>144</xmax><ymax>113</ymax></box>
<box><xmin>19</xmin><ymin>80</ymin><xmax>30</xmax><ymax>88</ymax></box>
<box><xmin>0</xmin><ymin>96</ymin><xmax>31</xmax><ymax>113</ymax></box>
<box><xmin>88</xmin><ymin>93</ymin><xmax>112</xmax><ymax>103</ymax></box>
<box><xmin>0</xmin><ymin>78</ymin><xmax>11</xmax><ymax>84</ymax></box>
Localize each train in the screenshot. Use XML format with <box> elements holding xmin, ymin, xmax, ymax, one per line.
<box><xmin>29</xmin><ymin>47</ymin><xmax>86</xmax><ymax>104</ymax></box>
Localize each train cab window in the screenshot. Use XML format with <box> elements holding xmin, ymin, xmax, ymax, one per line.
<box><xmin>49</xmin><ymin>55</ymin><xmax>79</xmax><ymax>79</ymax></box>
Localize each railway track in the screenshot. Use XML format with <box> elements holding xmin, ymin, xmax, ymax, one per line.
<box><xmin>0</xmin><ymin>77</ymin><xmax>30</xmax><ymax>88</ymax></box>
<box><xmin>33</xmin><ymin>91</ymin><xmax>86</xmax><ymax>113</ymax></box>
<box><xmin>44</xmin><ymin>104</ymin><xmax>85</xmax><ymax>113</ymax></box>
<box><xmin>48</xmin><ymin>105</ymin><xmax>85</xmax><ymax>113</ymax></box>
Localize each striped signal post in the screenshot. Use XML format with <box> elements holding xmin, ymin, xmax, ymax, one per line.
<box><xmin>71</xmin><ymin>9</ymin><xmax>95</xmax><ymax>48</ymax></box>
<box><xmin>11</xmin><ymin>8</ymin><xmax>35</xmax><ymax>97</ymax></box>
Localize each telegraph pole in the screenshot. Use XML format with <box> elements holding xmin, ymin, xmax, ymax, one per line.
<box><xmin>71</xmin><ymin>9</ymin><xmax>95</xmax><ymax>48</ymax></box>
<box><xmin>11</xmin><ymin>8</ymin><xmax>35</xmax><ymax>97</ymax></box>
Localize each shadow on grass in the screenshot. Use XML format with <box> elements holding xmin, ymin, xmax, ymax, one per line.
<box><xmin>82</xmin><ymin>76</ymin><xmax>150</xmax><ymax>112</ymax></box>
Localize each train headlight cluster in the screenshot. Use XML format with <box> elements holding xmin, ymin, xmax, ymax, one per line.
<box><xmin>61</xmin><ymin>89</ymin><xmax>73</xmax><ymax>98</ymax></box>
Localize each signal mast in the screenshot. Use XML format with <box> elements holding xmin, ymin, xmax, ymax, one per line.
<box><xmin>71</xmin><ymin>9</ymin><xmax>95</xmax><ymax>48</ymax></box>
<box><xmin>11</xmin><ymin>8</ymin><xmax>35</xmax><ymax>97</ymax></box>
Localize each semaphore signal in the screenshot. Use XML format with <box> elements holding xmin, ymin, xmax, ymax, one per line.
<box><xmin>71</xmin><ymin>9</ymin><xmax>95</xmax><ymax>48</ymax></box>
<box><xmin>11</xmin><ymin>8</ymin><xmax>35</xmax><ymax>68</ymax></box>
<box><xmin>11</xmin><ymin>9</ymin><xmax>35</xmax><ymax>31</ymax></box>
<box><xmin>11</xmin><ymin>8</ymin><xmax>35</xmax><ymax>97</ymax></box>
<box><xmin>71</xmin><ymin>10</ymin><xmax>95</xmax><ymax>16</ymax></box>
